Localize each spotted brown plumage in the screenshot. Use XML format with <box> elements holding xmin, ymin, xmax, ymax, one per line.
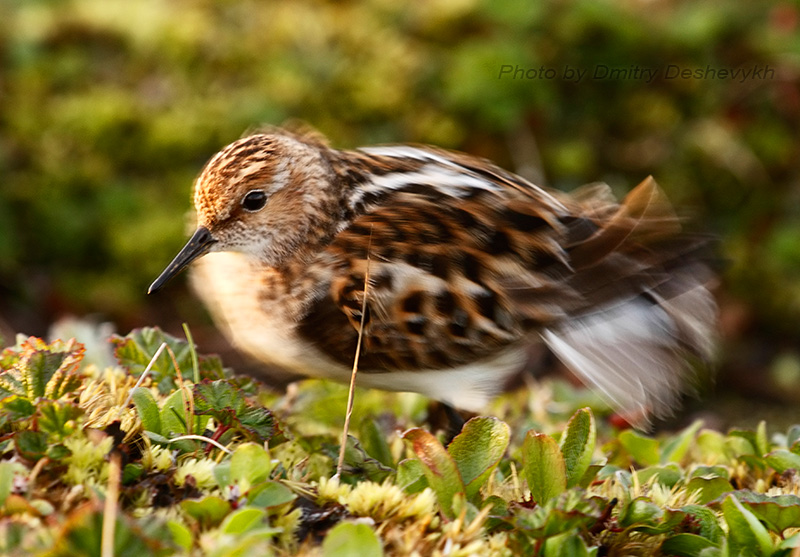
<box><xmin>150</xmin><ymin>128</ymin><xmax>717</xmax><ymax>422</ymax></box>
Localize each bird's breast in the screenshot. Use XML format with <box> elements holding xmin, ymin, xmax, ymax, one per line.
<box><xmin>189</xmin><ymin>251</ymin><xmax>353</xmax><ymax>381</ymax></box>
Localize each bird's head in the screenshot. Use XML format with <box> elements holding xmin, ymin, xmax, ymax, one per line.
<box><xmin>149</xmin><ymin>131</ymin><xmax>339</xmax><ymax>293</ymax></box>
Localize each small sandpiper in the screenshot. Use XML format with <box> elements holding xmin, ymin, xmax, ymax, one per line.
<box><xmin>150</xmin><ymin>128</ymin><xmax>716</xmax><ymax>422</ymax></box>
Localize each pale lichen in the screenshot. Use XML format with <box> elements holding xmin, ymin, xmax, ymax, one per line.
<box><xmin>173</xmin><ymin>457</ymin><xmax>218</xmax><ymax>490</ymax></box>
<box><xmin>144</xmin><ymin>444</ymin><xmax>175</xmax><ymax>472</ymax></box>
<box><xmin>345</xmin><ymin>481</ymin><xmax>436</xmax><ymax>522</ymax></box>
<box><xmin>63</xmin><ymin>434</ymin><xmax>114</xmax><ymax>485</ymax></box>
<box><xmin>77</xmin><ymin>366</ymin><xmax>140</xmax><ymax>439</ymax></box>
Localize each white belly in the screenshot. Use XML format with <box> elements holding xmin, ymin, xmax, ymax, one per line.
<box><xmin>189</xmin><ymin>251</ymin><xmax>525</xmax><ymax>410</ymax></box>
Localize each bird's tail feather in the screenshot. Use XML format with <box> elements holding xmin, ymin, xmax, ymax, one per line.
<box><xmin>542</xmin><ymin>177</ymin><xmax>717</xmax><ymax>425</ymax></box>
<box><xmin>542</xmin><ymin>285</ymin><xmax>716</xmax><ymax>425</ymax></box>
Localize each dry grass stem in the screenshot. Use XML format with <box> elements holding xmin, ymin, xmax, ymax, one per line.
<box><xmin>336</xmin><ymin>227</ymin><xmax>373</xmax><ymax>478</ymax></box>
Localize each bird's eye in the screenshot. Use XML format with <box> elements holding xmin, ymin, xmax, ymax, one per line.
<box><xmin>242</xmin><ymin>190</ymin><xmax>267</xmax><ymax>212</ymax></box>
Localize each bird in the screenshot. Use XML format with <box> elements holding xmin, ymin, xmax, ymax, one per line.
<box><xmin>149</xmin><ymin>127</ymin><xmax>716</xmax><ymax>422</ymax></box>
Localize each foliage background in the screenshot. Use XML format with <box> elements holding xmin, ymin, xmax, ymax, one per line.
<box><xmin>1</xmin><ymin>0</ymin><xmax>799</xmax><ymax>417</ymax></box>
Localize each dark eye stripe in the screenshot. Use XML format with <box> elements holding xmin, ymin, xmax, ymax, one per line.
<box><xmin>242</xmin><ymin>190</ymin><xmax>267</xmax><ymax>211</ymax></box>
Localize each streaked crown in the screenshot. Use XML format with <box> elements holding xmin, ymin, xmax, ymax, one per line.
<box><xmin>192</xmin><ymin>131</ymin><xmax>341</xmax><ymax>266</ymax></box>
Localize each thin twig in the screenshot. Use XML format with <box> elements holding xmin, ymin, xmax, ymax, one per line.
<box><xmin>101</xmin><ymin>452</ymin><xmax>121</xmax><ymax>557</ymax></box>
<box><xmin>166</xmin><ymin>434</ymin><xmax>233</xmax><ymax>454</ymax></box>
<box><xmin>26</xmin><ymin>456</ymin><xmax>49</xmax><ymax>495</ymax></box>
<box><xmin>335</xmin><ymin>228</ymin><xmax>373</xmax><ymax>478</ymax></box>
<box><xmin>122</xmin><ymin>341</ymin><xmax>167</xmax><ymax>407</ymax></box>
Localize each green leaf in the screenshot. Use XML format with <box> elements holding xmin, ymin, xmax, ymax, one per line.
<box><xmin>448</xmin><ymin>416</ymin><xmax>510</xmax><ymax>502</ymax></box>
<box><xmin>738</xmin><ymin>455</ymin><xmax>767</xmax><ymax>476</ymax></box>
<box><xmin>402</xmin><ymin>428</ymin><xmax>464</xmax><ymax>519</ymax></box>
<box><xmin>559</xmin><ymin>408</ymin><xmax>596</xmax><ymax>488</ymax></box>
<box><xmin>512</xmin><ymin>490</ymin><xmax>603</xmax><ymax>539</ymax></box>
<box><xmin>0</xmin><ymin>338</ymin><xmax>84</xmax><ymax>401</ymax></box>
<box><xmin>193</xmin><ymin>380</ymin><xmax>276</xmax><ymax>442</ymax></box>
<box><xmin>159</xmin><ymin>389</ymin><xmax>188</xmax><ymax>437</ymax></box>
<box><xmin>193</xmin><ymin>380</ymin><xmax>243</xmax><ymax>417</ymax></box>
<box><xmin>522</xmin><ymin>431</ymin><xmax>566</xmax><ymax>504</ymax></box>
<box><xmin>0</xmin><ymin>396</ymin><xmax>36</xmax><ymax>422</ymax></box>
<box><xmin>35</xmin><ymin>338</ymin><xmax>85</xmax><ymax>399</ymax></box>
<box><xmin>220</xmin><ymin>507</ymin><xmax>267</xmax><ymax>534</ymax></box>
<box><xmin>689</xmin><ymin>465</ymin><xmax>729</xmax><ymax>480</ymax></box>
<box><xmin>730</xmin><ymin>491</ymin><xmax>800</xmax><ymax>534</ymax></box>
<box><xmin>619</xmin><ymin>497</ymin><xmax>663</xmax><ymax>528</ymax></box>
<box><xmin>337</xmin><ymin>435</ymin><xmax>393</xmax><ymax>484</ymax></box>
<box><xmin>596</xmin><ymin>465</ymin><xmax>631</xmax><ymax>488</ymax></box>
<box><xmin>46</xmin><ymin>506</ymin><xmax>173</xmax><ymax>557</ymax></box>
<box><xmin>214</xmin><ymin>461</ymin><xmax>231</xmax><ymax>489</ymax></box>
<box><xmin>131</xmin><ymin>387</ymin><xmax>162</xmax><ymax>434</ymax></box>
<box><xmin>682</xmin><ymin>505</ymin><xmax>725</xmax><ymax>544</ymax></box>
<box><xmin>122</xmin><ymin>463</ymin><xmax>144</xmax><ymax>484</ymax></box>
<box><xmin>636</xmin><ymin>464</ymin><xmax>683</xmax><ymax>488</ymax></box>
<box><xmin>725</xmin><ymin>436</ymin><xmax>756</xmax><ymax>462</ymax></box>
<box><xmin>695</xmin><ymin>429</ymin><xmax>728</xmax><ymax>464</ymax></box>
<box><xmin>661</xmin><ymin>420</ymin><xmax>702</xmax><ymax>464</ymax></box>
<box><xmin>766</xmin><ymin>449</ymin><xmax>800</xmax><ymax>473</ymax></box>
<box><xmin>396</xmin><ymin>459</ymin><xmax>428</xmax><ymax>493</ymax></box>
<box><xmin>37</xmin><ymin>401</ymin><xmax>81</xmax><ymax>439</ymax></box>
<box><xmin>230</xmin><ymin>443</ymin><xmax>272</xmax><ymax>490</ymax></box>
<box><xmin>578</xmin><ymin>464</ymin><xmax>603</xmax><ymax>488</ymax></box>
<box><xmin>359</xmin><ymin>419</ymin><xmax>394</xmax><ymax>468</ymax></box>
<box><xmin>47</xmin><ymin>444</ymin><xmax>71</xmax><ymax>461</ymax></box>
<box><xmin>661</xmin><ymin>533</ymin><xmax>718</xmax><ymax>556</ymax></box>
<box><xmin>16</xmin><ymin>430</ymin><xmax>48</xmax><ymax>461</ymax></box>
<box><xmin>729</xmin><ymin>429</ymin><xmax>760</xmax><ymax>456</ymax></box>
<box><xmin>322</xmin><ymin>522</ymin><xmax>383</xmax><ymax>557</ymax></box>
<box><xmin>542</xmin><ymin>530</ymin><xmax>590</xmax><ymax>556</ymax></box>
<box><xmin>236</xmin><ymin>405</ymin><xmax>277</xmax><ymax>441</ymax></box>
<box><xmin>181</xmin><ymin>496</ymin><xmax>232</xmax><ymax>529</ymax></box>
<box><xmin>483</xmin><ymin>495</ymin><xmax>508</xmax><ymax>517</ymax></box>
<box><xmin>0</xmin><ymin>371</ymin><xmax>24</xmax><ymax>400</ymax></box>
<box><xmin>0</xmin><ymin>461</ymin><xmax>14</xmax><ymax>506</ymax></box>
<box><xmin>721</xmin><ymin>494</ymin><xmax>773</xmax><ymax>557</ymax></box>
<box><xmin>618</xmin><ymin>429</ymin><xmax>660</xmax><ymax>466</ymax></box>
<box><xmin>167</xmin><ymin>520</ymin><xmax>192</xmax><ymax>552</ymax></box>
<box><xmin>634</xmin><ymin>508</ymin><xmax>689</xmax><ymax>535</ymax></box>
<box><xmin>111</xmin><ymin>328</ymin><xmax>190</xmax><ymax>380</ymax></box>
<box><xmin>685</xmin><ymin>476</ymin><xmax>733</xmax><ymax>504</ymax></box>
<box><xmin>248</xmin><ymin>481</ymin><xmax>297</xmax><ymax>508</ymax></box>
<box><xmin>0</xmin><ymin>342</ymin><xmax>22</xmax><ymax>374</ymax></box>
<box><xmin>111</xmin><ymin>327</ymin><xmax>227</xmax><ymax>393</ymax></box>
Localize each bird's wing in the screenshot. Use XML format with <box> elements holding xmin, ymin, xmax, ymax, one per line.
<box><xmin>528</xmin><ymin>177</ymin><xmax>717</xmax><ymax>421</ymax></box>
<box><xmin>294</xmin><ymin>179</ymin><xmax>577</xmax><ymax>372</ymax></box>
<box><xmin>298</xmin><ymin>151</ymin><xmax>716</xmax><ymax>422</ymax></box>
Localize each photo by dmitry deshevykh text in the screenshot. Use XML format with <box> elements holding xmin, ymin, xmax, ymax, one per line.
<box><xmin>498</xmin><ymin>64</ymin><xmax>775</xmax><ymax>84</ymax></box>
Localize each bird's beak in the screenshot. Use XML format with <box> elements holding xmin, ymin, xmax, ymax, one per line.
<box><xmin>148</xmin><ymin>227</ymin><xmax>217</xmax><ymax>294</ymax></box>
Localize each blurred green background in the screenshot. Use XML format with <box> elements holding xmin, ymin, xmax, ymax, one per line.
<box><xmin>1</xmin><ymin>0</ymin><xmax>799</xmax><ymax>413</ymax></box>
